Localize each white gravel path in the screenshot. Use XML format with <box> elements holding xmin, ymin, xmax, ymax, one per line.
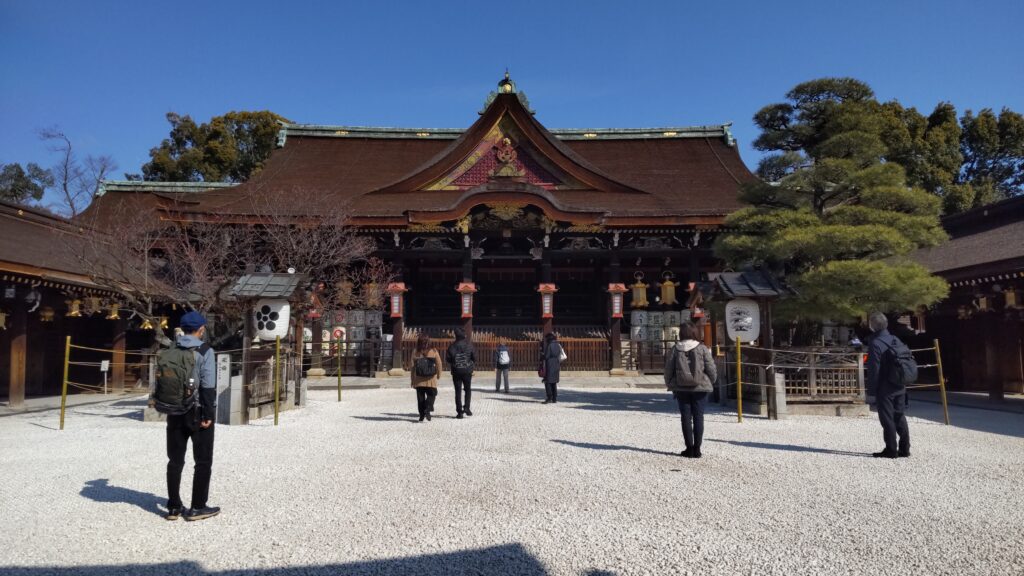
<box><xmin>1</xmin><ymin>386</ymin><xmax>1022</xmax><ymax>576</ymax></box>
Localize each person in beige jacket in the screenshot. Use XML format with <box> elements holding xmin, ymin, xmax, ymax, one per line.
<box><xmin>409</xmin><ymin>333</ymin><xmax>442</xmax><ymax>422</ymax></box>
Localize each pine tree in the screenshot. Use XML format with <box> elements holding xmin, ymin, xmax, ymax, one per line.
<box><xmin>716</xmin><ymin>78</ymin><xmax>949</xmax><ymax>321</ymax></box>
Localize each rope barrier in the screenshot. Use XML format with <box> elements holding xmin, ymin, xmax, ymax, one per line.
<box><xmin>68</xmin><ymin>343</ymin><xmax>158</xmax><ymax>355</ymax></box>
<box><xmin>67</xmin><ymin>361</ymin><xmax>152</xmax><ymax>367</ymax></box>
<box><xmin>66</xmin><ymin>381</ymin><xmax>106</xmax><ymax>391</ymax></box>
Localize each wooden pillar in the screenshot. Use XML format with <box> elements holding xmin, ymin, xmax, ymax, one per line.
<box><xmin>985</xmin><ymin>313</ymin><xmax>1003</xmax><ymax>401</ymax></box>
<box><xmin>462</xmin><ymin>248</ymin><xmax>473</xmax><ymax>339</ymax></box>
<box><xmin>8</xmin><ymin>298</ymin><xmax>27</xmax><ymax>408</ymax></box>
<box><xmin>608</xmin><ymin>254</ymin><xmax>622</xmax><ymax>371</ymax></box>
<box><xmin>541</xmin><ymin>252</ymin><xmax>553</xmax><ymax>336</ymax></box>
<box><xmin>390</xmin><ymin>261</ymin><xmax>406</xmax><ymax>372</ymax></box>
<box><xmin>241</xmin><ymin>303</ymin><xmax>253</xmax><ymax>418</ymax></box>
<box><xmin>310</xmin><ymin>318</ymin><xmax>323</xmax><ymax>373</ymax></box>
<box><xmin>392</xmin><ymin>316</ymin><xmax>404</xmax><ymax>370</ymax></box>
<box><xmin>111</xmin><ymin>319</ymin><xmax>127</xmax><ymax>393</ymax></box>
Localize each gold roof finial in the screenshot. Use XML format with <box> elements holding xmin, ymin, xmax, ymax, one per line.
<box><xmin>498</xmin><ymin>70</ymin><xmax>515</xmax><ymax>94</ymax></box>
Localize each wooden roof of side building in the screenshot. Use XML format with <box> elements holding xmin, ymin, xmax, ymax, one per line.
<box><xmin>0</xmin><ymin>201</ymin><xmax>116</xmax><ymax>291</ymax></box>
<box><xmin>910</xmin><ymin>195</ymin><xmax>1024</xmax><ymax>282</ymax></box>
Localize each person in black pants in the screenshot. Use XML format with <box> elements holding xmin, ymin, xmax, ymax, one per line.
<box><xmin>540</xmin><ymin>332</ymin><xmax>563</xmax><ymax>404</ymax></box>
<box><xmin>664</xmin><ymin>321</ymin><xmax>716</xmax><ymax>458</ymax></box>
<box><xmin>866</xmin><ymin>312</ymin><xmax>911</xmax><ymax>458</ymax></box>
<box><xmin>445</xmin><ymin>327</ymin><xmax>476</xmax><ymax>418</ymax></box>
<box><xmin>163</xmin><ymin>311</ymin><xmax>221</xmax><ymax>521</ymax></box>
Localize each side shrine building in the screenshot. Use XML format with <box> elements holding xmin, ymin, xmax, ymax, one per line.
<box><xmin>90</xmin><ymin>75</ymin><xmax>755</xmax><ymax>375</ymax></box>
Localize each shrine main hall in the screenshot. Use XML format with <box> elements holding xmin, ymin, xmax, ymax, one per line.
<box><xmin>95</xmin><ymin>74</ymin><xmax>755</xmax><ymax>374</ymax></box>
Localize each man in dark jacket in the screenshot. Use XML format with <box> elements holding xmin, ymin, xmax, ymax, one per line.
<box><xmin>164</xmin><ymin>311</ymin><xmax>221</xmax><ymax>520</ymax></box>
<box><xmin>865</xmin><ymin>311</ymin><xmax>911</xmax><ymax>459</ymax></box>
<box><xmin>540</xmin><ymin>332</ymin><xmax>563</xmax><ymax>404</ymax></box>
<box><xmin>445</xmin><ymin>327</ymin><xmax>476</xmax><ymax>418</ymax></box>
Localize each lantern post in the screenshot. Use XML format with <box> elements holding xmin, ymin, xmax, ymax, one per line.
<box><xmin>456</xmin><ymin>282</ymin><xmax>478</xmax><ymax>338</ymax></box>
<box><xmin>537</xmin><ymin>283</ymin><xmax>558</xmax><ymax>336</ymax></box>
<box><xmin>387</xmin><ymin>282</ymin><xmax>409</xmax><ymax>373</ymax></box>
<box><xmin>607</xmin><ymin>283</ymin><xmax>628</xmax><ymax>374</ymax></box>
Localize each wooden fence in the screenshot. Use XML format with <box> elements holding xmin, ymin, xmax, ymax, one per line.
<box><xmin>718</xmin><ymin>347</ymin><xmax>865</xmax><ymax>403</ymax></box>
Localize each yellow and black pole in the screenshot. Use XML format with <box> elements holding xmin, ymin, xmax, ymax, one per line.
<box><xmin>934</xmin><ymin>338</ymin><xmax>951</xmax><ymax>425</ymax></box>
<box><xmin>736</xmin><ymin>337</ymin><xmax>743</xmax><ymax>423</ymax></box>
<box><xmin>274</xmin><ymin>335</ymin><xmax>281</xmax><ymax>426</ymax></box>
<box><xmin>59</xmin><ymin>335</ymin><xmax>71</xmax><ymax>430</ymax></box>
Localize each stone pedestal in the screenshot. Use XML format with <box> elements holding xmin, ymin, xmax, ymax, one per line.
<box><xmin>307</xmin><ymin>368</ymin><xmax>326</xmax><ymax>378</ymax></box>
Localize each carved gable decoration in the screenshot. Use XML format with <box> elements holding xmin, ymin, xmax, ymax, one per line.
<box><xmin>426</xmin><ymin>122</ymin><xmax>583</xmax><ymax>191</ymax></box>
<box><xmin>372</xmin><ymin>90</ymin><xmax>648</xmax><ymax>199</ymax></box>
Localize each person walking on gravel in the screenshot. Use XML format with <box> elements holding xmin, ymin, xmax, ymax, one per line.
<box><xmin>446</xmin><ymin>327</ymin><xmax>476</xmax><ymax>418</ymax></box>
<box><xmin>540</xmin><ymin>332</ymin><xmax>564</xmax><ymax>404</ymax></box>
<box><xmin>494</xmin><ymin>337</ymin><xmax>511</xmax><ymax>393</ymax></box>
<box><xmin>866</xmin><ymin>312</ymin><xmax>913</xmax><ymax>459</ymax></box>
<box><xmin>153</xmin><ymin>311</ymin><xmax>220</xmax><ymax>521</ymax></box>
<box><xmin>664</xmin><ymin>321</ymin><xmax>716</xmax><ymax>458</ymax></box>
<box><xmin>410</xmin><ymin>333</ymin><xmax>441</xmax><ymax>422</ymax></box>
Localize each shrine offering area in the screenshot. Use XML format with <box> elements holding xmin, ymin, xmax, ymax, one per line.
<box><xmin>1</xmin><ymin>387</ymin><xmax>1022</xmax><ymax>576</ymax></box>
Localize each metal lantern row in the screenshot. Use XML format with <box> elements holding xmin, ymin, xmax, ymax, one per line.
<box><xmin>629</xmin><ymin>271</ymin><xmax>682</xmax><ymax>308</ymax></box>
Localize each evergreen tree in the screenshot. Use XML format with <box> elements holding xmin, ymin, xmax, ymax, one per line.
<box><xmin>0</xmin><ymin>162</ymin><xmax>53</xmax><ymax>205</ymax></box>
<box><xmin>138</xmin><ymin>110</ymin><xmax>289</xmax><ymax>182</ymax></box>
<box><xmin>954</xmin><ymin>107</ymin><xmax>1024</xmax><ymax>209</ymax></box>
<box><xmin>716</xmin><ymin>78</ymin><xmax>948</xmax><ymax>321</ymax></box>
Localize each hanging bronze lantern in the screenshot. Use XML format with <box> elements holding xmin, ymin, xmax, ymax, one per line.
<box><xmin>140</xmin><ymin>317</ymin><xmax>154</xmax><ymax>330</ymax></box>
<box><xmin>159</xmin><ymin>316</ymin><xmax>169</xmax><ymax>329</ymax></box>
<box><xmin>336</xmin><ymin>280</ymin><xmax>354</xmax><ymax>307</ymax></box>
<box><xmin>106</xmin><ymin>304</ymin><xmax>121</xmax><ymax>320</ymax></box>
<box><xmin>40</xmin><ymin>306</ymin><xmax>55</xmax><ymax>322</ymax></box>
<box><xmin>85</xmin><ymin>296</ymin><xmax>103</xmax><ymax>315</ymax></box>
<box><xmin>66</xmin><ymin>299</ymin><xmax>83</xmax><ymax>317</ymax></box>
<box><xmin>629</xmin><ymin>272</ymin><xmax>649</xmax><ymax>308</ymax></box>
<box><xmin>658</xmin><ymin>272</ymin><xmax>680</xmax><ymax>306</ymax></box>
<box><xmin>364</xmin><ymin>282</ymin><xmax>383</xmax><ymax>309</ymax></box>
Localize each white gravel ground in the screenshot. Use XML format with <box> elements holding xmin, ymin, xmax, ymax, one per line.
<box><xmin>1</xmin><ymin>386</ymin><xmax>1022</xmax><ymax>576</ymax></box>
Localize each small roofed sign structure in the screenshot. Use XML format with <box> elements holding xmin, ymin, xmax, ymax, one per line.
<box><xmin>229</xmin><ymin>272</ymin><xmax>309</xmax><ymax>341</ymax></box>
<box><xmin>712</xmin><ymin>270</ymin><xmax>797</xmax><ymax>300</ymax></box>
<box><xmin>710</xmin><ymin>269</ymin><xmax>795</xmax><ymax>422</ymax></box>
<box><xmin>229</xmin><ymin>273</ymin><xmax>308</xmax><ymax>300</ymax></box>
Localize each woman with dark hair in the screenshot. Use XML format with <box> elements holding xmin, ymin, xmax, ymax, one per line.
<box><xmin>664</xmin><ymin>321</ymin><xmax>716</xmax><ymax>457</ymax></box>
<box><xmin>409</xmin><ymin>333</ymin><xmax>442</xmax><ymax>422</ymax></box>
<box><xmin>540</xmin><ymin>332</ymin><xmax>564</xmax><ymax>404</ymax></box>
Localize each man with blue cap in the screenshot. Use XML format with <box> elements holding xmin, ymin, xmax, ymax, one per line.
<box><xmin>163</xmin><ymin>310</ymin><xmax>220</xmax><ymax>521</ymax></box>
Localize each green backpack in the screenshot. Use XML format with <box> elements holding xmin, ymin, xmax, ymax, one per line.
<box><xmin>153</xmin><ymin>345</ymin><xmax>204</xmax><ymax>415</ymax></box>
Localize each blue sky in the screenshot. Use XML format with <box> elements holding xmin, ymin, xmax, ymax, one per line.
<box><xmin>2</xmin><ymin>0</ymin><xmax>1022</xmax><ymax>207</ymax></box>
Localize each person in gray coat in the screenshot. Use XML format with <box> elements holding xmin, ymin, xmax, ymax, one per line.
<box><xmin>540</xmin><ymin>332</ymin><xmax>563</xmax><ymax>404</ymax></box>
<box><xmin>664</xmin><ymin>321</ymin><xmax>716</xmax><ymax>458</ymax></box>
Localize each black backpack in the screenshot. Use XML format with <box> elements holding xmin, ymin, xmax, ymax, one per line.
<box><xmin>450</xmin><ymin>343</ymin><xmax>474</xmax><ymax>374</ymax></box>
<box><xmin>414</xmin><ymin>355</ymin><xmax>437</xmax><ymax>378</ymax></box>
<box><xmin>153</xmin><ymin>344</ymin><xmax>208</xmax><ymax>415</ymax></box>
<box><xmin>881</xmin><ymin>336</ymin><xmax>918</xmax><ymax>392</ymax></box>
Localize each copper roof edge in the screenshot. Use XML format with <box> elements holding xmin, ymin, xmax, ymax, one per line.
<box><xmin>98</xmin><ymin>181</ymin><xmax>238</xmax><ymax>196</ymax></box>
<box><xmin>279</xmin><ymin>123</ymin><xmax>735</xmax><ymax>141</ymax></box>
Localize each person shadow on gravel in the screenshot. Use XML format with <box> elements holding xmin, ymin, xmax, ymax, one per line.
<box><xmin>80</xmin><ymin>479</ymin><xmax>165</xmax><ymax>516</ymax></box>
